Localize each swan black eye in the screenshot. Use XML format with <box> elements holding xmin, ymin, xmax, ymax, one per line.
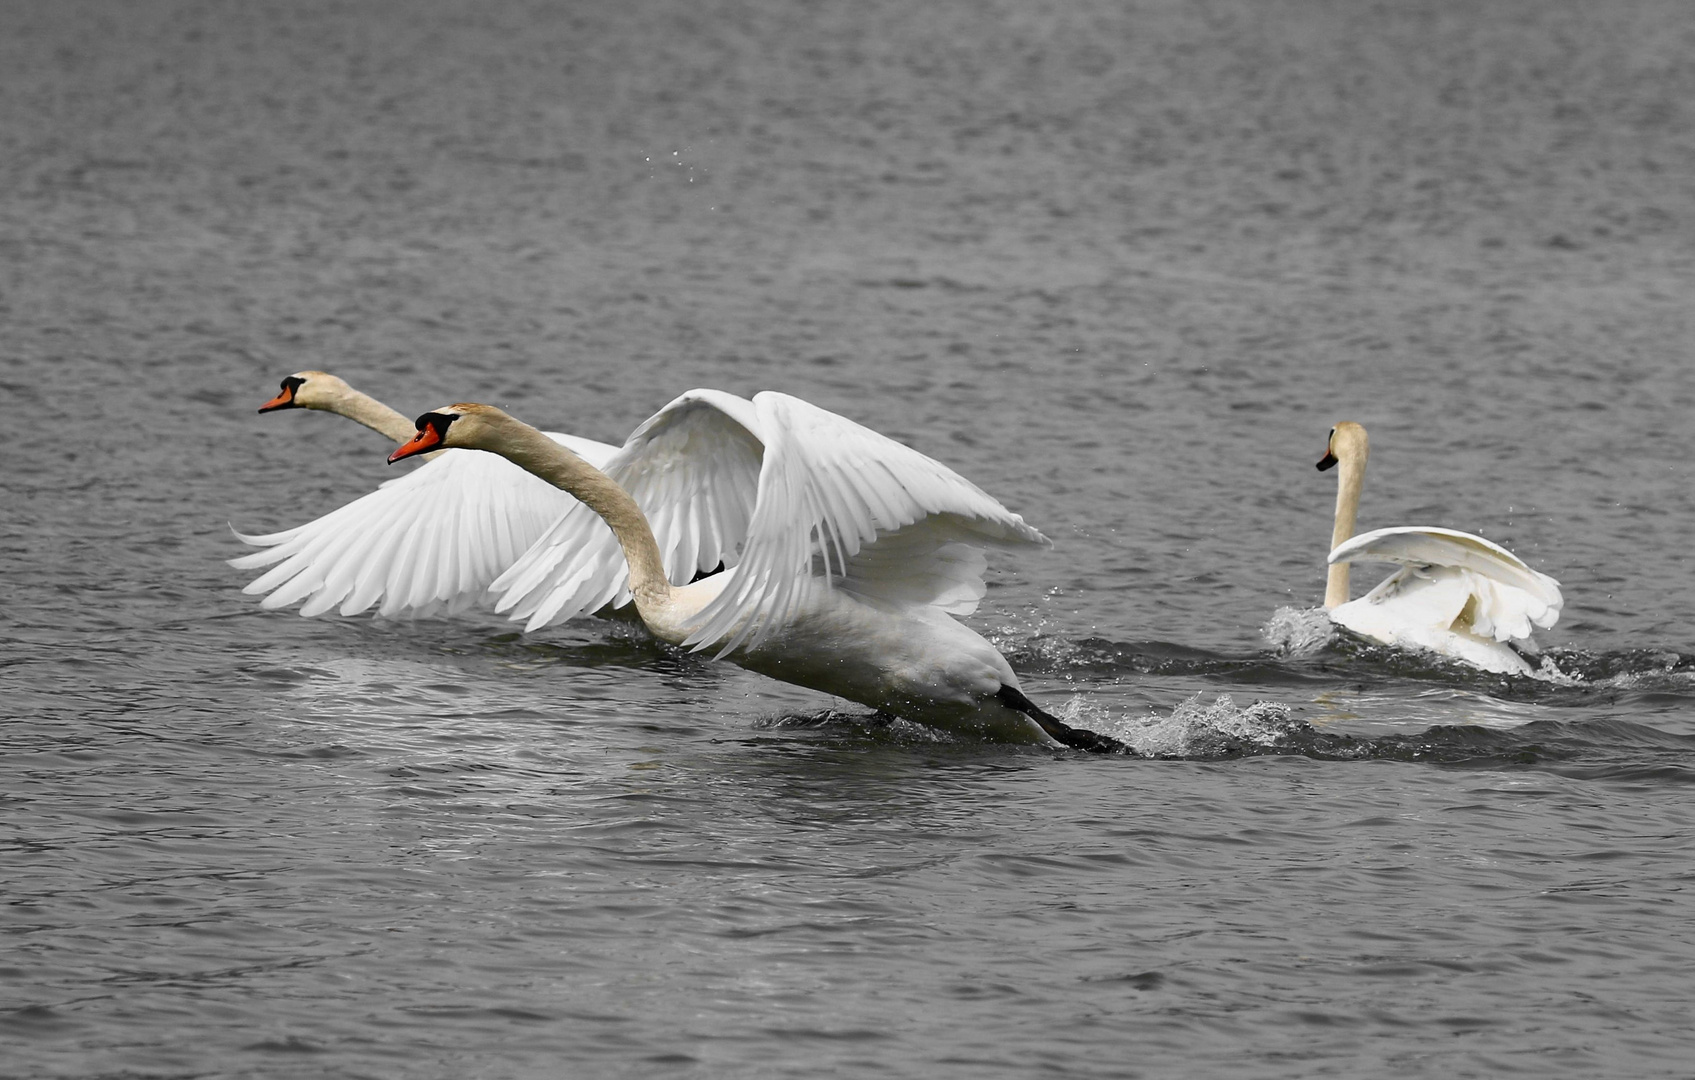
<box><xmin>414</xmin><ymin>411</ymin><xmax>460</xmax><ymax>437</ymax></box>
<box><xmin>1317</xmin><ymin>428</ymin><xmax>1340</xmax><ymax>471</ymax></box>
<box><xmin>259</xmin><ymin>375</ymin><xmax>308</xmax><ymax>412</ymax></box>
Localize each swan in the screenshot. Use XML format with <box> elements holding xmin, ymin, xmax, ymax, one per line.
<box><xmin>1318</xmin><ymin>421</ymin><xmax>1563</xmax><ymax>675</ymax></box>
<box><xmin>232</xmin><ymin>371</ymin><xmax>620</xmax><ymax>618</ymax></box>
<box><xmin>386</xmin><ymin>395</ymin><xmax>1124</xmax><ymax>752</ymax></box>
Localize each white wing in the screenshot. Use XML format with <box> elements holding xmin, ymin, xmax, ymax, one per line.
<box><xmin>686</xmin><ymin>391</ymin><xmax>1048</xmax><ymax>655</ymax></box>
<box><xmin>490</xmin><ymin>390</ymin><xmax>765</xmax><ymax>631</ymax></box>
<box><xmin>837</xmin><ymin>526</ymin><xmax>993</xmax><ymax>616</ymax></box>
<box><xmin>1328</xmin><ymin>525</ymin><xmax>1563</xmax><ymax>641</ymax></box>
<box><xmin>1331</xmin><ymin>568</ymin><xmax>1535</xmax><ymax>673</ymax></box>
<box><xmin>230</xmin><ymin>432</ymin><xmax>617</xmax><ymax>618</ymax></box>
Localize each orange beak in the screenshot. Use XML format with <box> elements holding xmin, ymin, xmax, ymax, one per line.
<box><xmin>258</xmin><ymin>385</ymin><xmax>297</xmax><ymax>412</ymax></box>
<box><xmin>388</xmin><ymin>425</ymin><xmax>443</xmax><ymax>463</ymax></box>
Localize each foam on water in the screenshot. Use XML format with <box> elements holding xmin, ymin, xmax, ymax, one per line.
<box><xmin>1260</xmin><ymin>604</ymin><xmax>1338</xmax><ymax>657</ymax></box>
<box><xmin>1058</xmin><ymin>691</ymin><xmax>1304</xmax><ymax>758</ymax></box>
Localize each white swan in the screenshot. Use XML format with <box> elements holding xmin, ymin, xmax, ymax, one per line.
<box><xmin>232</xmin><ymin>371</ymin><xmax>619</xmax><ymax>618</ymax></box>
<box><xmin>1318</xmin><ymin>421</ymin><xmax>1563</xmax><ymax>675</ymax></box>
<box><xmin>386</xmin><ymin>396</ymin><xmax>1123</xmax><ymax>752</ymax></box>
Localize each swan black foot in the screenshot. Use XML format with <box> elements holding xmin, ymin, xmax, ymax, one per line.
<box><xmin>997</xmin><ymin>685</ymin><xmax>1131</xmax><ymax>754</ymax></box>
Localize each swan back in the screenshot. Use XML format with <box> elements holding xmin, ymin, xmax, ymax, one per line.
<box><xmin>1328</xmin><ymin>525</ymin><xmax>1563</xmax><ymax>640</ymax></box>
<box><xmin>1331</xmin><ymin>570</ymin><xmax>1537</xmax><ymax>674</ymax></box>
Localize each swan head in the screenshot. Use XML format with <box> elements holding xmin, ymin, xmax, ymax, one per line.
<box><xmin>259</xmin><ymin>370</ymin><xmax>355</xmax><ymax>414</ymax></box>
<box><xmin>1317</xmin><ymin>421</ymin><xmax>1369</xmax><ymax>472</ymax></box>
<box><xmin>387</xmin><ymin>402</ymin><xmax>508</xmax><ymax>463</ymax></box>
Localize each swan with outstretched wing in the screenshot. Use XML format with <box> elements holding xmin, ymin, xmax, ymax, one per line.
<box><xmin>389</xmin><ymin>395</ymin><xmax>1120</xmax><ymax>751</ymax></box>
<box><xmin>1318</xmin><ymin>422</ymin><xmax>1563</xmax><ymax>675</ymax></box>
<box><xmin>492</xmin><ymin>391</ymin><xmax>1041</xmax><ymax>646</ymax></box>
<box><xmin>231</xmin><ymin>371</ymin><xmax>618</xmax><ymax>618</ymax></box>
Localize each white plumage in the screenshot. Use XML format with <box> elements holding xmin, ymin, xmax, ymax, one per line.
<box><xmin>1327</xmin><ymin>526</ymin><xmax>1563</xmax><ymax>674</ymax></box>
<box><xmin>489</xmin><ymin>391</ymin><xmax>1048</xmax><ymax>657</ymax></box>
<box><xmin>376</xmin><ymin>398</ymin><xmax>1118</xmax><ymax>749</ymax></box>
<box><xmin>233</xmin><ymin>370</ymin><xmax>621</xmax><ymax>619</ymax></box>
<box><xmin>231</xmin><ymin>432</ymin><xmax>617</xmax><ymax>618</ymax></box>
<box><xmin>1319</xmin><ymin>422</ymin><xmax>1564</xmax><ymax>675</ymax></box>
<box><xmin>488</xmin><ymin>389</ymin><xmax>767</xmax><ymax>629</ymax></box>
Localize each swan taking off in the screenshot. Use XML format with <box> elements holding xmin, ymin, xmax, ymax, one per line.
<box><xmin>232</xmin><ymin>371</ymin><xmax>619</xmax><ymax>618</ymax></box>
<box><xmin>386</xmin><ymin>396</ymin><xmax>1124</xmax><ymax>753</ymax></box>
<box><xmin>1318</xmin><ymin>421</ymin><xmax>1563</xmax><ymax>675</ymax></box>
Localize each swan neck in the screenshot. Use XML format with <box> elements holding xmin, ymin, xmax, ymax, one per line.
<box><xmin>325</xmin><ymin>387</ymin><xmax>418</xmax><ymax>444</ymax></box>
<box><xmin>490</xmin><ymin>421</ymin><xmax>674</xmax><ymax>614</ymax></box>
<box><xmin>1325</xmin><ymin>451</ymin><xmax>1366</xmax><ymax>608</ymax></box>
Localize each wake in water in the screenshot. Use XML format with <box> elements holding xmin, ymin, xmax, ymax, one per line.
<box><xmin>758</xmin><ymin>696</ymin><xmax>1310</xmax><ymax>758</ymax></box>
<box><xmin>1262</xmin><ymin>604</ymin><xmax>1695</xmax><ymax>696</ymax></box>
<box><xmin>762</xmin><ymin>691</ymin><xmax>1695</xmax><ymax>775</ymax></box>
<box><xmin>1063</xmin><ymin>693</ymin><xmax>1305</xmax><ymax>758</ymax></box>
<box><xmin>1264</xmin><ymin>603</ymin><xmax>1577</xmax><ymax>687</ymax></box>
<box><xmin>1070</xmin><ymin>687</ymin><xmax>1695</xmax><ymax>774</ymax></box>
<box><xmin>369</xmin><ymin>611</ymin><xmax>1695</xmax><ymax>763</ymax></box>
<box><xmin>965</xmin><ymin>612</ymin><xmax>1695</xmax><ymax>763</ymax></box>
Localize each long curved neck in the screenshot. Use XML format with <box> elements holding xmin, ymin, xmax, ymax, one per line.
<box><xmin>481</xmin><ymin>418</ymin><xmax>674</xmax><ymax>615</ymax></box>
<box><xmin>322</xmin><ymin>388</ymin><xmax>417</xmax><ymax>444</ymax></box>
<box><xmin>1325</xmin><ymin>452</ymin><xmax>1366</xmax><ymax>608</ymax></box>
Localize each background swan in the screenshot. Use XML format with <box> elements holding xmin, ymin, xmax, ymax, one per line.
<box><xmin>233</xmin><ymin>371</ymin><xmax>618</xmax><ymax>618</ymax></box>
<box><xmin>1318</xmin><ymin>421</ymin><xmax>1563</xmax><ymax>675</ymax></box>
<box><xmin>257</xmin><ymin>370</ymin><xmax>425</xmax><ymax>445</ymax></box>
<box><xmin>387</xmin><ymin>398</ymin><xmax>1123</xmax><ymax>752</ymax></box>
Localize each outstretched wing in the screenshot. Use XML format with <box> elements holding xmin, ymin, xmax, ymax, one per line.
<box><xmin>836</xmin><ymin>526</ymin><xmax>995</xmax><ymax>615</ymax></box>
<box><xmin>230</xmin><ymin>433</ymin><xmax>617</xmax><ymax>618</ymax></box>
<box><xmin>685</xmin><ymin>391</ymin><xmax>1048</xmax><ymax>656</ymax></box>
<box><xmin>490</xmin><ymin>389</ymin><xmax>765</xmax><ymax>631</ymax></box>
<box><xmin>1328</xmin><ymin>525</ymin><xmax>1563</xmax><ymax>640</ymax></box>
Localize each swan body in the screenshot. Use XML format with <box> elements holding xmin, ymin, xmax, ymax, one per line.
<box><xmin>232</xmin><ymin>371</ymin><xmax>619</xmax><ymax>617</ymax></box>
<box><xmin>387</xmin><ymin>399</ymin><xmax>1121</xmax><ymax>751</ymax></box>
<box><xmin>486</xmin><ymin>388</ymin><xmax>1032</xmax><ymax>636</ymax></box>
<box><xmin>635</xmin><ymin>568</ymin><xmax>1028</xmax><ymax>740</ymax></box>
<box><xmin>1318</xmin><ymin>422</ymin><xmax>1562</xmax><ymax>675</ymax></box>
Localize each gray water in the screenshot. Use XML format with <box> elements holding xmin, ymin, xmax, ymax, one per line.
<box><xmin>6</xmin><ymin>1</ymin><xmax>1695</xmax><ymax>1077</ymax></box>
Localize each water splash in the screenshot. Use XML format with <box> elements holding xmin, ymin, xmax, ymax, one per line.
<box><xmin>1535</xmin><ymin>646</ymin><xmax>1695</xmax><ymax>692</ymax></box>
<box><xmin>990</xmin><ymin>627</ymin><xmax>1083</xmax><ymax>672</ymax></box>
<box><xmin>1262</xmin><ymin>604</ymin><xmax>1338</xmax><ymax>656</ymax></box>
<box><xmin>1065</xmin><ymin>692</ymin><xmax>1309</xmax><ymax>759</ymax></box>
<box><xmin>1530</xmin><ymin>651</ymin><xmax>1588</xmax><ymax>686</ymax></box>
<box><xmin>1264</xmin><ymin>602</ymin><xmax>1563</xmax><ymax>681</ymax></box>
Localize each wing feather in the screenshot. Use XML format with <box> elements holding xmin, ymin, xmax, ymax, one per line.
<box><xmin>1329</xmin><ymin>525</ymin><xmax>1563</xmax><ymax>640</ymax></box>
<box><xmin>377</xmin><ymin>515</ymin><xmax>429</xmax><ymax>617</ymax></box>
<box><xmin>231</xmin><ymin>432</ymin><xmax>615</xmax><ymax>619</ymax></box>
<box><xmin>489</xmin><ymin>390</ymin><xmax>766</xmax><ymax>628</ymax></box>
<box><xmin>684</xmin><ymin>392</ymin><xmax>1047</xmax><ymax>655</ymax></box>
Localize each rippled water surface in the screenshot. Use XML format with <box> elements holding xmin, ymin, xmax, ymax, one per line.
<box><xmin>6</xmin><ymin>2</ymin><xmax>1695</xmax><ymax>1077</ymax></box>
